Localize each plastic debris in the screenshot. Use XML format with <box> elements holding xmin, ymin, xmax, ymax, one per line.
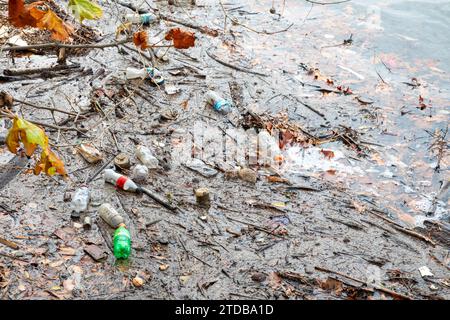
<box><xmin>132</xmin><ymin>164</ymin><xmax>149</xmax><ymax>183</ymax></box>
<box><xmin>70</xmin><ymin>187</ymin><xmax>90</xmax><ymax>216</ymax></box>
<box><xmin>205</xmin><ymin>90</ymin><xmax>232</xmax><ymax>114</ymax></box>
<box><xmin>104</xmin><ymin>169</ymin><xmax>139</xmax><ymax>192</ymax></box>
<box><xmin>136</xmin><ymin>145</ymin><xmax>159</xmax><ymax>169</ymax></box>
<box><xmin>126</xmin><ymin>67</ymin><xmax>164</xmax><ymax>85</ymax></box>
<box><xmin>124</xmin><ymin>13</ymin><xmax>157</xmax><ymax>25</ymax></box>
<box><xmin>76</xmin><ymin>143</ymin><xmax>103</xmax><ymax>163</ymax></box>
<box><xmin>195</xmin><ymin>187</ymin><xmax>211</xmax><ymax>208</ymax></box>
<box><xmin>98</xmin><ymin>203</ymin><xmax>124</xmax><ymax>228</ymax></box>
<box><xmin>185</xmin><ymin>158</ymin><xmax>218</xmax><ymax>177</ymax></box>
<box><xmin>114</xmin><ymin>153</ymin><xmax>131</xmax><ymax>170</ymax></box>
<box><xmin>419</xmin><ymin>266</ymin><xmax>434</xmax><ymax>277</ymax></box>
<box><xmin>113</xmin><ymin>223</ymin><xmax>131</xmax><ymax>259</ymax></box>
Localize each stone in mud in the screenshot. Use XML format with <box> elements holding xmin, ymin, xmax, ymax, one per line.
<box><xmin>251</xmin><ymin>272</ymin><xmax>267</xmax><ymax>282</ymax></box>
<box><xmin>239</xmin><ymin>168</ymin><xmax>257</xmax><ymax>183</ymax></box>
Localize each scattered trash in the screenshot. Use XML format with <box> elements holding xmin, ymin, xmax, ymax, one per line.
<box><xmin>165</xmin><ymin>84</ymin><xmax>180</xmax><ymax>95</ymax></box>
<box><xmin>98</xmin><ymin>203</ymin><xmax>124</xmax><ymax>228</ymax></box>
<box><xmin>126</xmin><ymin>67</ymin><xmax>165</xmax><ymax>85</ymax></box>
<box><xmin>114</xmin><ymin>153</ymin><xmax>131</xmax><ymax>170</ymax></box>
<box><xmin>132</xmin><ymin>164</ymin><xmax>149</xmax><ymax>183</ymax></box>
<box><xmin>70</xmin><ymin>187</ymin><xmax>90</xmax><ymax>217</ymax></box>
<box><xmin>258</xmin><ymin>130</ymin><xmax>284</xmax><ymax>165</ymax></box>
<box><xmin>205</xmin><ymin>90</ymin><xmax>232</xmax><ymax>114</ymax></box>
<box><xmin>136</xmin><ymin>145</ymin><xmax>159</xmax><ymax>169</ymax></box>
<box><xmin>195</xmin><ymin>187</ymin><xmax>211</xmax><ymax>208</ymax></box>
<box><xmin>113</xmin><ymin>223</ymin><xmax>131</xmax><ymax>259</ymax></box>
<box><xmin>124</xmin><ymin>13</ymin><xmax>158</xmax><ymax>25</ymax></box>
<box><xmin>104</xmin><ymin>169</ymin><xmax>139</xmax><ymax>192</ymax></box>
<box><xmin>419</xmin><ymin>266</ymin><xmax>434</xmax><ymax>278</ymax></box>
<box><xmin>185</xmin><ymin>158</ymin><xmax>218</xmax><ymax>177</ymax></box>
<box><xmin>76</xmin><ymin>143</ymin><xmax>103</xmax><ymax>164</ymax></box>
<box><xmin>159</xmin><ymin>264</ymin><xmax>169</xmax><ymax>271</ymax></box>
<box><xmin>83</xmin><ymin>216</ymin><xmax>92</xmax><ymax>230</ymax></box>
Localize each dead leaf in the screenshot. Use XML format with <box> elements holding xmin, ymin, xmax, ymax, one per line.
<box><xmin>133</xmin><ymin>30</ymin><xmax>149</xmax><ymax>50</ymax></box>
<box><xmin>320</xmin><ymin>149</ymin><xmax>335</xmax><ymax>160</ymax></box>
<box><xmin>165</xmin><ymin>28</ymin><xmax>196</xmax><ymax>49</ymax></box>
<box><xmin>34</xmin><ymin>148</ymin><xmax>67</xmax><ymax>176</ymax></box>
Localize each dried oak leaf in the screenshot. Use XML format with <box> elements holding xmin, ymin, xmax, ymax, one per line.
<box><xmin>30</xmin><ymin>6</ymin><xmax>74</xmax><ymax>42</ymax></box>
<box><xmin>8</xmin><ymin>0</ymin><xmax>40</xmax><ymax>27</ymax></box>
<box><xmin>6</xmin><ymin>117</ymin><xmax>48</xmax><ymax>156</ymax></box>
<box><xmin>34</xmin><ymin>148</ymin><xmax>67</xmax><ymax>176</ymax></box>
<box><xmin>320</xmin><ymin>149</ymin><xmax>335</xmax><ymax>160</ymax></box>
<box><xmin>133</xmin><ymin>31</ymin><xmax>149</xmax><ymax>50</ymax></box>
<box><xmin>165</xmin><ymin>28</ymin><xmax>196</xmax><ymax>49</ymax></box>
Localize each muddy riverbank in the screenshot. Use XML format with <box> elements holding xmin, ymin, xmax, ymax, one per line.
<box><xmin>0</xmin><ymin>0</ymin><xmax>449</xmax><ymax>300</ymax></box>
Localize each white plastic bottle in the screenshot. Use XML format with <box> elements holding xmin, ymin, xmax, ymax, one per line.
<box><xmin>70</xmin><ymin>187</ymin><xmax>90</xmax><ymax>213</ymax></box>
<box><xmin>258</xmin><ymin>130</ymin><xmax>284</xmax><ymax>165</ymax></box>
<box><xmin>104</xmin><ymin>169</ymin><xmax>139</xmax><ymax>192</ymax></box>
<box><xmin>132</xmin><ymin>164</ymin><xmax>149</xmax><ymax>183</ymax></box>
<box><xmin>125</xmin><ymin>67</ymin><xmax>164</xmax><ymax>85</ymax></box>
<box><xmin>124</xmin><ymin>13</ymin><xmax>157</xmax><ymax>25</ymax></box>
<box><xmin>205</xmin><ymin>90</ymin><xmax>232</xmax><ymax>114</ymax></box>
<box><xmin>136</xmin><ymin>145</ymin><xmax>159</xmax><ymax>169</ymax></box>
<box><xmin>98</xmin><ymin>203</ymin><xmax>124</xmax><ymax>228</ymax></box>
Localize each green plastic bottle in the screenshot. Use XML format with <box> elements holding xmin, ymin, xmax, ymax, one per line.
<box><xmin>113</xmin><ymin>223</ymin><xmax>131</xmax><ymax>259</ymax></box>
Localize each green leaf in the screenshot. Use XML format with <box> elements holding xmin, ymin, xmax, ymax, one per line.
<box><xmin>68</xmin><ymin>0</ymin><xmax>103</xmax><ymax>22</ymax></box>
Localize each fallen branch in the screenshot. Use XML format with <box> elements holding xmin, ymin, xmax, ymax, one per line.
<box><xmin>315</xmin><ymin>266</ymin><xmax>413</xmax><ymax>300</ymax></box>
<box><xmin>206</xmin><ymin>49</ymin><xmax>267</xmax><ymax>77</ymax></box>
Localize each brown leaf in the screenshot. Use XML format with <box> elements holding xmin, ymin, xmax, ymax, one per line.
<box><xmin>133</xmin><ymin>31</ymin><xmax>149</xmax><ymax>50</ymax></box>
<box><xmin>165</xmin><ymin>28</ymin><xmax>196</xmax><ymax>49</ymax></box>
<box><xmin>320</xmin><ymin>149</ymin><xmax>335</xmax><ymax>160</ymax></box>
<box><xmin>34</xmin><ymin>148</ymin><xmax>67</xmax><ymax>176</ymax></box>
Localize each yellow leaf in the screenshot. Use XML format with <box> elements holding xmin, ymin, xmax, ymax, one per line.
<box><xmin>6</xmin><ymin>117</ymin><xmax>48</xmax><ymax>156</ymax></box>
<box><xmin>34</xmin><ymin>148</ymin><xmax>67</xmax><ymax>176</ymax></box>
<box><xmin>68</xmin><ymin>0</ymin><xmax>103</xmax><ymax>22</ymax></box>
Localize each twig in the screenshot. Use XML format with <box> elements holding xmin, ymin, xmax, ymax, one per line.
<box><xmin>305</xmin><ymin>0</ymin><xmax>351</xmax><ymax>5</ymax></box>
<box><xmin>1</xmin><ymin>39</ymin><xmax>172</xmax><ymax>52</ymax></box>
<box><xmin>206</xmin><ymin>49</ymin><xmax>267</xmax><ymax>77</ymax></box>
<box><xmin>0</xmin><ymin>237</ymin><xmax>19</xmax><ymax>250</ymax></box>
<box><xmin>315</xmin><ymin>266</ymin><xmax>413</xmax><ymax>300</ymax></box>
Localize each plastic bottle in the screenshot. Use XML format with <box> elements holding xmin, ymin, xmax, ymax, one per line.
<box><xmin>258</xmin><ymin>130</ymin><xmax>284</xmax><ymax>165</ymax></box>
<box><xmin>98</xmin><ymin>203</ymin><xmax>124</xmax><ymax>228</ymax></box>
<box><xmin>104</xmin><ymin>169</ymin><xmax>139</xmax><ymax>192</ymax></box>
<box><xmin>126</xmin><ymin>67</ymin><xmax>164</xmax><ymax>85</ymax></box>
<box><xmin>124</xmin><ymin>13</ymin><xmax>157</xmax><ymax>25</ymax></box>
<box><xmin>70</xmin><ymin>187</ymin><xmax>90</xmax><ymax>213</ymax></box>
<box><xmin>132</xmin><ymin>164</ymin><xmax>149</xmax><ymax>183</ymax></box>
<box><xmin>113</xmin><ymin>223</ymin><xmax>131</xmax><ymax>259</ymax></box>
<box><xmin>205</xmin><ymin>90</ymin><xmax>232</xmax><ymax>114</ymax></box>
<box><xmin>136</xmin><ymin>145</ymin><xmax>159</xmax><ymax>169</ymax></box>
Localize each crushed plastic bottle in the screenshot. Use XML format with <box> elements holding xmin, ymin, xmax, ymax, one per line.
<box><xmin>70</xmin><ymin>187</ymin><xmax>90</xmax><ymax>215</ymax></box>
<box><xmin>104</xmin><ymin>169</ymin><xmax>139</xmax><ymax>192</ymax></box>
<box><xmin>124</xmin><ymin>13</ymin><xmax>157</xmax><ymax>25</ymax></box>
<box><xmin>258</xmin><ymin>130</ymin><xmax>284</xmax><ymax>165</ymax></box>
<box><xmin>113</xmin><ymin>223</ymin><xmax>131</xmax><ymax>259</ymax></box>
<box><xmin>136</xmin><ymin>145</ymin><xmax>159</xmax><ymax>169</ymax></box>
<box><xmin>205</xmin><ymin>90</ymin><xmax>232</xmax><ymax>114</ymax></box>
<box><xmin>132</xmin><ymin>164</ymin><xmax>149</xmax><ymax>183</ymax></box>
<box><xmin>126</xmin><ymin>67</ymin><xmax>164</xmax><ymax>85</ymax></box>
<box><xmin>98</xmin><ymin>203</ymin><xmax>124</xmax><ymax>228</ymax></box>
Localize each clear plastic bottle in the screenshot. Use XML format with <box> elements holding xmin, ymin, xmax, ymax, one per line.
<box><xmin>98</xmin><ymin>203</ymin><xmax>124</xmax><ymax>228</ymax></box>
<box><xmin>136</xmin><ymin>145</ymin><xmax>159</xmax><ymax>169</ymax></box>
<box><xmin>125</xmin><ymin>67</ymin><xmax>164</xmax><ymax>85</ymax></box>
<box><xmin>124</xmin><ymin>13</ymin><xmax>157</xmax><ymax>25</ymax></box>
<box><xmin>205</xmin><ymin>90</ymin><xmax>232</xmax><ymax>114</ymax></box>
<box><xmin>132</xmin><ymin>164</ymin><xmax>149</xmax><ymax>183</ymax></box>
<box><xmin>258</xmin><ymin>130</ymin><xmax>284</xmax><ymax>165</ymax></box>
<box><xmin>104</xmin><ymin>169</ymin><xmax>139</xmax><ymax>192</ymax></box>
<box><xmin>70</xmin><ymin>187</ymin><xmax>90</xmax><ymax>213</ymax></box>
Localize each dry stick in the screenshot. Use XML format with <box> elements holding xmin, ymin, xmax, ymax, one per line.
<box><xmin>225</xmin><ymin>215</ymin><xmax>286</xmax><ymax>239</ymax></box>
<box><xmin>177</xmin><ymin>235</ymin><xmax>213</xmax><ymax>267</ymax></box>
<box><xmin>1</xmin><ymin>39</ymin><xmax>172</xmax><ymax>52</ymax></box>
<box><xmin>289</xmin><ymin>95</ymin><xmax>326</xmax><ymax>119</ymax></box>
<box><xmin>206</xmin><ymin>49</ymin><xmax>267</xmax><ymax>77</ymax></box>
<box><xmin>13</xmin><ymin>97</ymin><xmax>85</xmax><ymax>118</ymax></box>
<box><xmin>305</xmin><ymin>0</ymin><xmax>351</xmax><ymax>5</ymax></box>
<box><xmin>4</xmin><ymin>64</ymin><xmax>80</xmax><ymax>76</ymax></box>
<box><xmin>315</xmin><ymin>266</ymin><xmax>413</xmax><ymax>300</ymax></box>
<box><xmin>367</xmin><ymin>210</ymin><xmax>435</xmax><ymax>246</ymax></box>
<box><xmin>0</xmin><ymin>237</ymin><xmax>19</xmax><ymax>250</ymax></box>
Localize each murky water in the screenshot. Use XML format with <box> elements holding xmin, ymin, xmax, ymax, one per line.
<box><xmin>221</xmin><ymin>0</ymin><xmax>449</xmax><ymax>226</ymax></box>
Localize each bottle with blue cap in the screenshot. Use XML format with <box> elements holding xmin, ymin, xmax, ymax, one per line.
<box><xmin>124</xmin><ymin>13</ymin><xmax>157</xmax><ymax>25</ymax></box>
<box><xmin>126</xmin><ymin>67</ymin><xmax>164</xmax><ymax>85</ymax></box>
<box><xmin>205</xmin><ymin>90</ymin><xmax>232</xmax><ymax>114</ymax></box>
